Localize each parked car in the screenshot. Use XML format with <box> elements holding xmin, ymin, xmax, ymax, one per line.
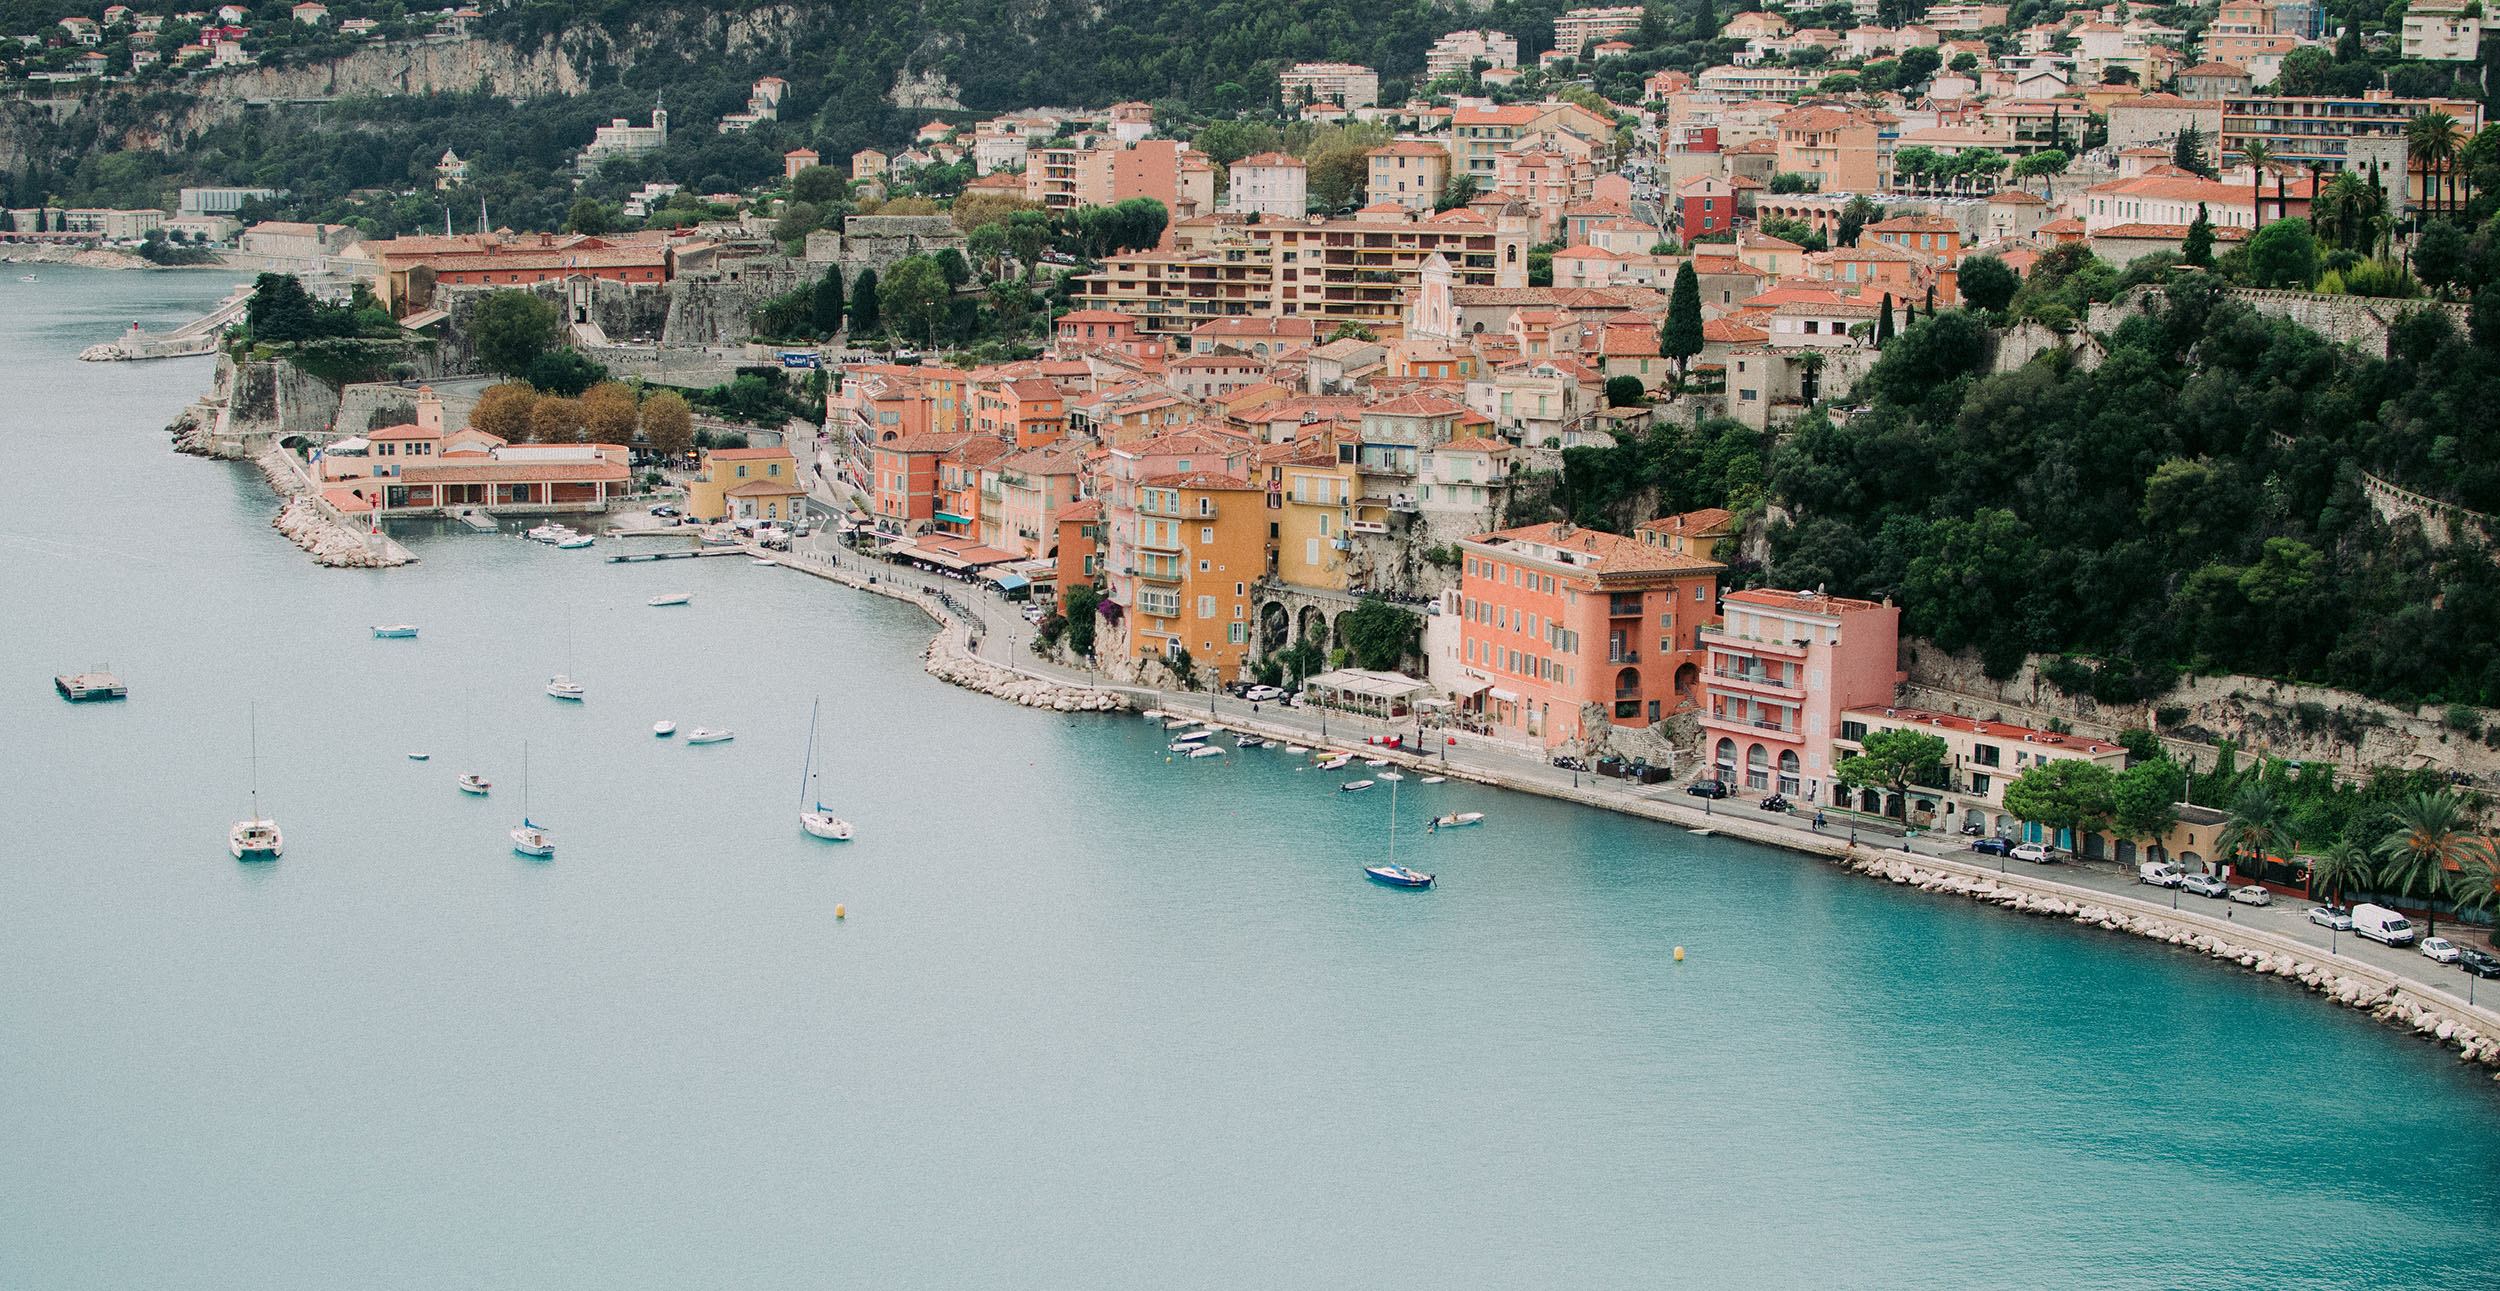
<box><xmin>2307</xmin><ymin>905</ymin><xmax>2356</xmax><ymax>931</ymax></box>
<box><xmin>2420</xmin><ymin>936</ymin><xmax>2462</xmax><ymax>964</ymax></box>
<box><xmin>2351</xmin><ymin>903</ymin><xmax>2418</xmax><ymax>946</ymax></box>
<box><xmin>1242</xmin><ymin>685</ymin><xmax>1284</xmax><ymax>703</ymax></box>
<box><xmin>2230</xmin><ymin>885</ymin><xmax>2273</xmax><ymax>906</ymax></box>
<box><xmin>650</xmin><ymin>505</ymin><xmax>678</xmax><ymax>518</ymax></box>
<box><xmin>2139</xmin><ymin>862</ymin><xmax>2184</xmax><ymax>887</ymax></box>
<box><xmin>2010</xmin><ymin>842</ymin><xmax>2055</xmax><ymax>864</ymax></box>
<box><xmin>1970</xmin><ymin>837</ymin><xmax>2014</xmax><ymax>856</ymax></box>
<box><xmin>2180</xmin><ymin>873</ymin><xmax>2231</xmax><ymax>898</ymax></box>
<box><xmin>2456</xmin><ymin>946</ymin><xmax>2500</xmax><ymax>979</ymax></box>
<box><xmin>1684</xmin><ymin>778</ymin><xmax>1729</xmax><ymax>799</ymax></box>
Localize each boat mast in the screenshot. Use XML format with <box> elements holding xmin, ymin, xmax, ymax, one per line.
<box><xmin>800</xmin><ymin>697</ymin><xmax>820</xmax><ymax>810</ymax></box>
<box><xmin>247</xmin><ymin>701</ymin><xmax>260</xmax><ymax>823</ymax></box>
<box><xmin>1386</xmin><ymin>774</ymin><xmax>1396</xmax><ymax>868</ymax></box>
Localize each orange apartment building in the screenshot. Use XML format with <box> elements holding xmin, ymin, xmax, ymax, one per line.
<box><xmin>1697</xmin><ymin>588</ymin><xmax>1902</xmax><ymax>803</ymax></box>
<box><xmin>1772</xmin><ymin>107</ymin><xmax>1885</xmax><ymax>193</ymax></box>
<box><xmin>1054</xmin><ymin>497</ymin><xmax>1105</xmax><ymax>600</ymax></box>
<box><xmin>1123</xmin><ymin>471</ymin><xmax>1268</xmax><ymax>682</ymax></box>
<box><xmin>1452</xmin><ymin>521</ymin><xmax>1723</xmax><ymax>748</ymax></box>
<box><xmin>870</xmin><ymin>431</ymin><xmax>975</xmax><ymax>534</ymax></box>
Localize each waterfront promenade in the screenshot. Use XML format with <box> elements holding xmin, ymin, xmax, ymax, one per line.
<box><xmin>768</xmin><ymin>513</ymin><xmax>2500</xmax><ymax>1064</ymax></box>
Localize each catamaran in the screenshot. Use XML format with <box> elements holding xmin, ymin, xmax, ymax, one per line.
<box><xmin>797</xmin><ymin>698</ymin><xmax>853</xmax><ymax>840</ymax></box>
<box><xmin>228</xmin><ymin>704</ymin><xmax>282</xmax><ymax>860</ymax></box>
<box><xmin>509</xmin><ymin>742</ymin><xmax>553</xmax><ymax>858</ymax></box>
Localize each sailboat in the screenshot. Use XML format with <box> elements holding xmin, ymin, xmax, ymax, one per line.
<box><xmin>509</xmin><ymin>741</ymin><xmax>553</xmax><ymax>858</ymax></box>
<box><xmin>456</xmin><ymin>685</ymin><xmax>489</xmax><ymax>793</ymax></box>
<box><xmin>229</xmin><ymin>704</ymin><xmax>282</xmax><ymax>860</ymax></box>
<box><xmin>1364</xmin><ymin>776</ymin><xmax>1432</xmax><ymax>888</ymax></box>
<box><xmin>798</xmin><ymin>698</ymin><xmax>853</xmax><ymax>840</ymax></box>
<box><xmin>546</xmin><ymin>606</ymin><xmax>585</xmax><ymax>699</ymax></box>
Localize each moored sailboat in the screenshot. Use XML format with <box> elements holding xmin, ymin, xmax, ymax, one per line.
<box><xmin>797</xmin><ymin>698</ymin><xmax>853</xmax><ymax>840</ymax></box>
<box><xmin>509</xmin><ymin>741</ymin><xmax>553</xmax><ymax>858</ymax></box>
<box><xmin>228</xmin><ymin>704</ymin><xmax>282</xmax><ymax>860</ymax></box>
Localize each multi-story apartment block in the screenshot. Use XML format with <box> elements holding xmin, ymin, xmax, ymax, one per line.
<box><xmin>1121</xmin><ymin>472</ymin><xmax>1268</xmax><ymax>681</ymax></box>
<box><xmin>2220</xmin><ymin>93</ymin><xmax>2482</xmax><ymax>189</ymax></box>
<box><xmin>2404</xmin><ymin>0</ymin><xmax>2497</xmax><ymax>59</ymax></box>
<box><xmin>1697</xmin><ymin>588</ymin><xmax>1901</xmax><ymax>804</ymax></box>
<box><xmin>1453</xmin><ymin>521</ymin><xmax>1723</xmax><ymax>748</ymax></box>
<box><xmin>1026</xmin><ymin>140</ymin><xmax>1216</xmax><ymax>217</ymax></box>
<box><xmin>1426</xmin><ymin>29</ymin><xmax>1519</xmax><ymax>81</ymax></box>
<box><xmin>1068</xmin><ymin>205</ymin><xmax>1532</xmax><ymax>341</ymax></box>
<box><xmin>1449</xmin><ymin>105</ymin><xmax>1544</xmax><ymax>177</ymax></box>
<box><xmin>1922</xmin><ymin>3</ymin><xmax>2008</xmax><ymax>30</ymax></box>
<box><xmin>1228</xmin><ymin>152</ymin><xmax>1309</xmax><ymax>219</ymax></box>
<box><xmin>1270</xmin><ymin>445</ymin><xmax>1361</xmax><ymax>592</ymax></box>
<box><xmin>1368</xmin><ymin>141</ymin><xmax>1453</xmax><ymax>210</ymax></box>
<box><xmin>1280</xmin><ymin>62</ymin><xmax>1380</xmax><ymax>109</ymax></box>
<box><xmin>1553</xmin><ymin>5</ymin><xmax>1644</xmax><ymax>52</ymax></box>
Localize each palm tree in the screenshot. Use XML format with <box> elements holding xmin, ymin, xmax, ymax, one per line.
<box><xmin>2309</xmin><ymin>836</ymin><xmax>2377</xmax><ymax>905</ymax></box>
<box><xmin>2406</xmin><ymin>111</ymin><xmax>2461</xmax><ymax>226</ymax></box>
<box><xmin>2372</xmin><ymin>790</ymin><xmax>2482</xmax><ymax>937</ymax></box>
<box><xmin>2241</xmin><ymin>140</ymin><xmax>2273</xmax><ymax>230</ymax></box>
<box><xmin>2217</xmin><ymin>784</ymin><xmax>2290</xmax><ymax>880</ymax></box>
<box><xmin>2447</xmin><ymin>854</ymin><xmax>2500</xmax><ymax>948</ymax></box>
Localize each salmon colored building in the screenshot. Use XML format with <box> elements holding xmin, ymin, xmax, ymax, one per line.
<box><xmin>870</xmin><ymin>431</ymin><xmax>975</xmax><ymax>534</ymax></box>
<box><xmin>1697</xmin><ymin>588</ymin><xmax>1902</xmax><ymax>803</ymax></box>
<box><xmin>1054</xmin><ymin>497</ymin><xmax>1105</xmax><ymax>603</ymax></box>
<box><xmin>1454</xmin><ymin>520</ymin><xmax>1723</xmax><ymax>748</ymax></box>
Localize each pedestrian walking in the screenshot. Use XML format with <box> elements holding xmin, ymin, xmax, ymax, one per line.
<box><xmin>1814</xmin><ymin>810</ymin><xmax>1825</xmax><ymax>831</ymax></box>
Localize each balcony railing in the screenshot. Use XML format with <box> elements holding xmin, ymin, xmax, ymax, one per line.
<box><xmin>1608</xmin><ymin>649</ymin><xmax>1640</xmax><ymax>664</ymax></box>
<box><xmin>1711</xmin><ymin>668</ymin><xmax>1795</xmax><ymax>690</ymax></box>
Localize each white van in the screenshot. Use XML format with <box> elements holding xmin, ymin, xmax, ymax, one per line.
<box><xmin>2351</xmin><ymin>903</ymin><xmax>2417</xmax><ymax>946</ymax></box>
<box><xmin>2139</xmin><ymin>862</ymin><xmax>2184</xmax><ymax>887</ymax></box>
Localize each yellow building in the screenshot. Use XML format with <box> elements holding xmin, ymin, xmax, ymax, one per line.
<box><xmin>1128</xmin><ymin>471</ymin><xmax>1270</xmax><ymax>682</ymax></box>
<box><xmin>686</xmin><ymin>446</ymin><xmax>804</xmax><ymax>522</ymax></box>
<box><xmin>1270</xmin><ymin>448</ymin><xmax>1359</xmax><ymax>594</ymax></box>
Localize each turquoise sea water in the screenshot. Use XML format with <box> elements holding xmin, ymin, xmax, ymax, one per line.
<box><xmin>4</xmin><ymin>269</ymin><xmax>2498</xmax><ymax>1290</ymax></box>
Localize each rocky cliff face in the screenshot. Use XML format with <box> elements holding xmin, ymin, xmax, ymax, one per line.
<box><xmin>154</xmin><ymin>35</ymin><xmax>597</xmax><ymax>143</ymax></box>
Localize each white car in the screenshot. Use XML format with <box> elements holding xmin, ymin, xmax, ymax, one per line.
<box><xmin>2420</xmin><ymin>936</ymin><xmax>2462</xmax><ymax>963</ymax></box>
<box><xmin>2010</xmin><ymin>842</ymin><xmax>2054</xmax><ymax>864</ymax></box>
<box><xmin>1242</xmin><ymin>685</ymin><xmax>1284</xmax><ymax>702</ymax></box>
<box><xmin>2229</xmin><ymin>885</ymin><xmax>2273</xmax><ymax>907</ymax></box>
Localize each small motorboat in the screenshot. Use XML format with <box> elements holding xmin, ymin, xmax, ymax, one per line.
<box><xmin>1364</xmin><ymin>758</ymin><xmax>1390</xmax><ymax>768</ymax></box>
<box><xmin>700</xmin><ymin>534</ymin><xmax>740</xmax><ymax>549</ymax></box>
<box><xmin>556</xmin><ymin>534</ymin><xmax>595</xmax><ymax>550</ymax></box>
<box><xmin>510</xmin><ymin>820</ymin><xmax>554</xmax><ymax>858</ymax></box>
<box><xmin>1340</xmin><ymin>779</ymin><xmax>1375</xmax><ymax>792</ymax></box>
<box><xmin>653</xmin><ymin>721</ymin><xmax>676</xmax><ymax>737</ymax></box>
<box><xmin>1236</xmin><ymin>735</ymin><xmax>1265</xmax><ymax>748</ymax></box>
<box><xmin>1434</xmin><ymin>812</ymin><xmax>1485</xmax><ymax>828</ymax></box>
<box><xmin>371</xmin><ymin>624</ymin><xmax>419</xmax><ymax>638</ymax></box>
<box><xmin>647</xmin><ymin>593</ymin><xmax>692</xmax><ymax>607</ymax></box>
<box><xmin>1167</xmin><ymin>741</ymin><xmax>1205</xmax><ymax>753</ymax></box>
<box><xmin>1285</xmin><ymin>745</ymin><xmax>1310</xmax><ymax>755</ymax></box>
<box><xmin>525</xmin><ymin>523</ymin><xmax>571</xmax><ymax>543</ymax></box>
<box><xmin>1187</xmin><ymin>745</ymin><xmax>1224</xmax><ymax>758</ymax></box>
<box><xmin>458</xmin><ymin>774</ymin><xmax>490</xmax><ymax>795</ymax></box>
<box><xmin>1377</xmin><ymin>770</ymin><xmax>1404</xmax><ymax>781</ymax></box>
<box><xmin>1421</xmin><ymin>775</ymin><xmax>1448</xmax><ymax>784</ymax></box>
<box><xmin>546</xmin><ymin>675</ymin><xmax>585</xmax><ymax>700</ymax></box>
<box><xmin>1163</xmin><ymin>716</ymin><xmax>1200</xmax><ymax>728</ymax></box>
<box><xmin>1318</xmin><ymin>756</ymin><xmax>1351</xmax><ymax>771</ymax></box>
<box><xmin>1142</xmin><ymin>709</ymin><xmax>1168</xmax><ymax>721</ymax></box>
<box><xmin>1170</xmin><ymin>729</ymin><xmax>1211</xmax><ymax>743</ymax></box>
<box><xmin>750</xmin><ymin>557</ymin><xmax>776</xmax><ymax>566</ymax></box>
<box><xmin>1364</xmin><ymin>864</ymin><xmax>1434</xmax><ymax>888</ymax></box>
<box><xmin>686</xmin><ymin>727</ymin><xmax>735</xmax><ymax>744</ymax></box>
<box><xmin>408</xmin><ymin>752</ymin><xmax>429</xmax><ymax>761</ymax></box>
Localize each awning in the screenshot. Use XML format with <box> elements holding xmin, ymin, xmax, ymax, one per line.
<box><xmin>910</xmin><ymin>547</ymin><xmax>974</xmax><ymax>570</ymax></box>
<box><xmin>1489</xmin><ymin>687</ymin><xmax>1521</xmax><ymax>703</ymax></box>
<box><xmin>1448</xmin><ymin>678</ymin><xmax>1492</xmax><ymax>698</ymax></box>
<box><xmin>1307</xmin><ymin>668</ymin><xmax>1432</xmax><ymax>701</ymax></box>
<box><xmin>934</xmin><ymin>511</ymin><xmax>973</xmax><ymax>526</ymax></box>
<box><xmin>990</xmin><ymin>572</ymin><xmax>1030</xmax><ymax>591</ymax></box>
<box><xmin>399</xmin><ymin>307</ymin><xmax>447</xmax><ymax>329</ymax></box>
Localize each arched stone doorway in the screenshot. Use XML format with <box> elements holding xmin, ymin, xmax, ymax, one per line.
<box><xmin>1260</xmin><ymin>601</ymin><xmax>1290</xmax><ymax>654</ymax></box>
<box><xmin>1674</xmin><ymin>661</ymin><xmax>1699</xmax><ymax>699</ymax></box>
<box><xmin>1745</xmin><ymin>743</ymin><xmax>1769</xmax><ymax>791</ymax></box>
<box><xmin>1296</xmin><ymin>605</ymin><xmax>1327</xmax><ymax>646</ymax></box>
<box><xmin>1777</xmin><ymin>749</ymin><xmax>1800</xmax><ymax>795</ymax></box>
<box><xmin>1714</xmin><ymin>737</ymin><xmax>1737</xmax><ymax>784</ymax></box>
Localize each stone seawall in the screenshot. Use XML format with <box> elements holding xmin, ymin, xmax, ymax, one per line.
<box><xmin>257</xmin><ymin>446</ymin><xmax>411</xmax><ymax>568</ymax></box>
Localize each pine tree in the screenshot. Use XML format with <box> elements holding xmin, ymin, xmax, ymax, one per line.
<box><xmin>2172</xmin><ymin>124</ymin><xmax>2213</xmax><ymax>179</ymax></box>
<box><xmin>2182</xmin><ymin>202</ymin><xmax>2215</xmax><ymax>268</ymax></box>
<box><xmin>1660</xmin><ymin>261</ymin><xmax>1705</xmax><ymax>377</ymax></box>
<box><xmin>1877</xmin><ymin>293</ymin><xmax>1896</xmax><ymax>344</ymax></box>
<box><xmin>848</xmin><ymin>267</ymin><xmax>881</xmax><ymax>335</ymax></box>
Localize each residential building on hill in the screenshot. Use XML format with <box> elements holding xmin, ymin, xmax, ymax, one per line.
<box><xmin>1427</xmin><ymin>29</ymin><xmax>1518</xmax><ymax>81</ymax></box>
<box><xmin>1697</xmin><ymin>588</ymin><xmax>1901</xmax><ymax>805</ymax></box>
<box><xmin>1280</xmin><ymin>62</ymin><xmax>1380</xmax><ymax>108</ymax></box>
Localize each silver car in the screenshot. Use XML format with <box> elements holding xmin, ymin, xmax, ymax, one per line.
<box><xmin>2307</xmin><ymin>905</ymin><xmax>2355</xmax><ymax>930</ymax></box>
<box><xmin>2230</xmin><ymin>885</ymin><xmax>2273</xmax><ymax>907</ymax></box>
<box><xmin>2180</xmin><ymin>873</ymin><xmax>2231</xmax><ymax>898</ymax></box>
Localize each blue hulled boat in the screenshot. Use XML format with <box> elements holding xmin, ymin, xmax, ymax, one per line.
<box><xmin>1364</xmin><ymin>864</ymin><xmax>1434</xmax><ymax>888</ymax></box>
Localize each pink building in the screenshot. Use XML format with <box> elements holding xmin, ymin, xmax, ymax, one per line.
<box><xmin>1454</xmin><ymin>521</ymin><xmax>1723</xmax><ymax>748</ymax></box>
<box><xmin>1697</xmin><ymin>588</ymin><xmax>1901</xmax><ymax>802</ymax></box>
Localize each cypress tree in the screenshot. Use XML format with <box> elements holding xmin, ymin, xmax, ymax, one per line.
<box><xmin>848</xmin><ymin>267</ymin><xmax>881</xmax><ymax>335</ymax></box>
<box><xmin>811</xmin><ymin>266</ymin><xmax>847</xmax><ymax>335</ymax></box>
<box><xmin>1877</xmin><ymin>293</ymin><xmax>1896</xmax><ymax>344</ymax></box>
<box><xmin>2182</xmin><ymin>202</ymin><xmax>2216</xmax><ymax>268</ymax></box>
<box><xmin>1660</xmin><ymin>261</ymin><xmax>1705</xmax><ymax>376</ymax></box>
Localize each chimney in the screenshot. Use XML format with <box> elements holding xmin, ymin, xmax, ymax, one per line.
<box><xmin>416</xmin><ymin>385</ymin><xmax>442</xmax><ymax>434</ymax></box>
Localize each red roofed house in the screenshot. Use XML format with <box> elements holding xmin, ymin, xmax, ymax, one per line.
<box><xmin>871</xmin><ymin>432</ymin><xmax>976</xmax><ymax>534</ymax></box>
<box><xmin>1453</xmin><ymin>518</ymin><xmax>1727</xmax><ymax>748</ymax></box>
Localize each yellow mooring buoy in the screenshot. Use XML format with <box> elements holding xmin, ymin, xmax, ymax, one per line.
<box><xmin>1674</xmin><ymin>946</ymin><xmax>1685</xmax><ymax>962</ymax></box>
<box><xmin>835</xmin><ymin>905</ymin><xmax>846</xmax><ymax>920</ymax></box>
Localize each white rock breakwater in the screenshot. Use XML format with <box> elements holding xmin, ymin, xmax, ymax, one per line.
<box><xmin>923</xmin><ymin>622</ymin><xmax>1127</xmax><ymax>712</ymax></box>
<box><xmin>258</xmin><ymin>447</ymin><xmax>409</xmax><ymax>568</ymax></box>
<box><xmin>1845</xmin><ymin>853</ymin><xmax>2500</xmax><ymax>1075</ymax></box>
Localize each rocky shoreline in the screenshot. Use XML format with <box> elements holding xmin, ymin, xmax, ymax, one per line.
<box><xmin>2</xmin><ymin>245</ymin><xmax>150</xmax><ymax>270</ymax></box>
<box><xmin>257</xmin><ymin>446</ymin><xmax>409</xmax><ymax>568</ymax></box>
<box><xmin>1843</xmin><ymin>853</ymin><xmax>2500</xmax><ymax>1076</ymax></box>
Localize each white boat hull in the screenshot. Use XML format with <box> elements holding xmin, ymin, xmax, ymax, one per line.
<box><xmin>228</xmin><ymin>820</ymin><xmax>282</xmax><ymax>860</ymax></box>
<box><xmin>686</xmin><ymin>728</ymin><xmax>734</xmax><ymax>744</ymax></box>
<box><xmin>458</xmin><ymin>776</ymin><xmax>490</xmax><ymax>795</ymax></box>
<box><xmin>546</xmin><ymin>676</ymin><xmax>585</xmax><ymax>700</ymax></box>
<box><xmin>801</xmin><ymin>811</ymin><xmax>853</xmax><ymax>840</ymax></box>
<box><xmin>653</xmin><ymin>721</ymin><xmax>676</xmax><ymax>737</ymax></box>
<box><xmin>510</xmin><ymin>825</ymin><xmax>553</xmax><ymax>858</ymax></box>
<box><xmin>647</xmin><ymin>594</ymin><xmax>691</xmax><ymax>607</ymax></box>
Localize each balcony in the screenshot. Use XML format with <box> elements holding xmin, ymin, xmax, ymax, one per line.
<box><xmin>1710</xmin><ymin>667</ymin><xmax>1796</xmax><ymax>692</ymax></box>
<box><xmin>1137</xmin><ymin>563</ymin><xmax>1183</xmax><ymax>584</ymax></box>
<box><xmin>1608</xmin><ymin>649</ymin><xmax>1640</xmax><ymax>664</ymax></box>
<box><xmin>1348</xmin><ymin>520</ymin><xmax>1389</xmax><ymax>535</ymax></box>
<box><xmin>1699</xmin><ymin>623</ymin><xmax>1806</xmax><ymax>657</ymax></box>
<box><xmin>1608</xmin><ymin>596</ymin><xmax>1644</xmax><ymax>617</ymax></box>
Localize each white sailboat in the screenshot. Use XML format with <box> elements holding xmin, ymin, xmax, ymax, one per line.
<box><xmin>547</xmin><ymin>606</ymin><xmax>585</xmax><ymax>700</ymax></box>
<box><xmin>798</xmin><ymin>698</ymin><xmax>853</xmax><ymax>840</ymax></box>
<box><xmin>228</xmin><ymin>704</ymin><xmax>282</xmax><ymax>860</ymax></box>
<box><xmin>510</xmin><ymin>741</ymin><xmax>553</xmax><ymax>858</ymax></box>
<box><xmin>456</xmin><ymin>685</ymin><xmax>489</xmax><ymax>794</ymax></box>
<box><xmin>1364</xmin><ymin>775</ymin><xmax>1432</xmax><ymax>888</ymax></box>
